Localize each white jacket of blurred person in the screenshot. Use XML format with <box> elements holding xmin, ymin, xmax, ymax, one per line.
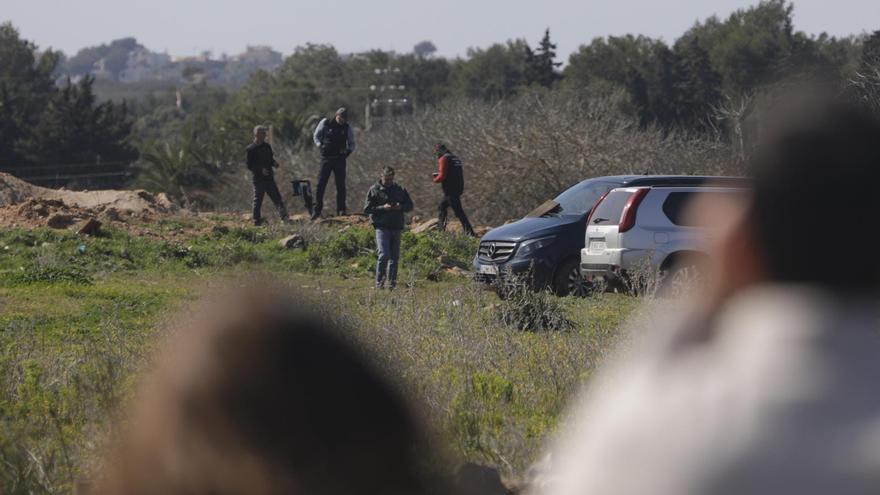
<box><xmin>541</xmin><ymin>285</ymin><xmax>880</xmax><ymax>495</ymax></box>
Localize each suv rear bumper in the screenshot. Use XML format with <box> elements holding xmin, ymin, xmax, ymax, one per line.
<box><xmin>580</xmin><ymin>247</ymin><xmax>623</xmax><ymax>278</ymax></box>
<box><xmin>580</xmin><ymin>247</ymin><xmax>658</xmax><ymax>280</ymax></box>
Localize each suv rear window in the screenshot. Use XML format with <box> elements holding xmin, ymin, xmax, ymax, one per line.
<box><xmin>590</xmin><ymin>190</ymin><xmax>633</xmax><ymax>226</ymax></box>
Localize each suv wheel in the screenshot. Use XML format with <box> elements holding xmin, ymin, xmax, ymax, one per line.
<box><xmin>553</xmin><ymin>258</ymin><xmax>592</xmax><ymax>297</ymax></box>
<box><xmin>660</xmin><ymin>263</ymin><xmax>703</xmax><ymax>297</ymax></box>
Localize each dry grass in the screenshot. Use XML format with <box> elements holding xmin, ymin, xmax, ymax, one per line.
<box><xmin>215</xmin><ymin>88</ymin><xmax>739</xmax><ymax>226</ymax></box>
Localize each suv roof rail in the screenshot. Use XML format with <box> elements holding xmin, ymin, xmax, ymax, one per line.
<box><xmin>626</xmin><ymin>176</ymin><xmax>751</xmax><ymax>187</ymax></box>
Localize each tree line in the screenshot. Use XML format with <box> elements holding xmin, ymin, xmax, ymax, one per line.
<box><xmin>2</xmin><ymin>0</ymin><xmax>879</xmax><ymax>197</ymax></box>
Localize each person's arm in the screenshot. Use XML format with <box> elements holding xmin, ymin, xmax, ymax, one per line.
<box><xmin>432</xmin><ymin>155</ymin><xmax>448</xmax><ymax>183</ymax></box>
<box><xmin>313</xmin><ymin>119</ymin><xmax>326</xmax><ymax>147</ymax></box>
<box><xmin>346</xmin><ymin>125</ymin><xmax>356</xmax><ymax>155</ymax></box>
<box><xmin>246</xmin><ymin>147</ymin><xmax>257</xmax><ymax>172</ymax></box>
<box><xmin>399</xmin><ymin>187</ymin><xmax>414</xmax><ymax>213</ymax></box>
<box><xmin>363</xmin><ymin>188</ymin><xmax>382</xmax><ymax>215</ymax></box>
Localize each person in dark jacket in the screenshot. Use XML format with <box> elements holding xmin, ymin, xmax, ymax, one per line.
<box><xmin>312</xmin><ymin>107</ymin><xmax>356</xmax><ymax>219</ymax></box>
<box><xmin>432</xmin><ymin>143</ymin><xmax>475</xmax><ymax>236</ymax></box>
<box><xmin>364</xmin><ymin>166</ymin><xmax>414</xmax><ymax>289</ymax></box>
<box><xmin>246</xmin><ymin>125</ymin><xmax>288</xmax><ymax>226</ymax></box>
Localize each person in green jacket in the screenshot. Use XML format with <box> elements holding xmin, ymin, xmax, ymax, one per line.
<box><xmin>363</xmin><ymin>166</ymin><xmax>414</xmax><ymax>289</ymax></box>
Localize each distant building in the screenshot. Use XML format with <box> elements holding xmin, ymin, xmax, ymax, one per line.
<box><xmin>235</xmin><ymin>45</ymin><xmax>282</xmax><ymax>68</ymax></box>
<box><xmin>119</xmin><ymin>47</ymin><xmax>172</xmax><ymax>83</ymax></box>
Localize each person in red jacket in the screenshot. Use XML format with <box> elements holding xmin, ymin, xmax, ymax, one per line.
<box><xmin>432</xmin><ymin>143</ymin><xmax>476</xmax><ymax>237</ymax></box>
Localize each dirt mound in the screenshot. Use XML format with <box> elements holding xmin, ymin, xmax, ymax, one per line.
<box><xmin>0</xmin><ymin>172</ymin><xmax>38</xmax><ymax>207</ymax></box>
<box><xmin>0</xmin><ymin>172</ymin><xmax>175</xmax><ymax>212</ymax></box>
<box><xmin>0</xmin><ymin>172</ymin><xmax>178</xmax><ymax>229</ymax></box>
<box><xmin>410</xmin><ymin>216</ymin><xmax>492</xmax><ymax>237</ymax></box>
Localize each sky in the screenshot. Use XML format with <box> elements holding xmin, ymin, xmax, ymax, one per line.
<box><xmin>4</xmin><ymin>0</ymin><xmax>879</xmax><ymax>60</ymax></box>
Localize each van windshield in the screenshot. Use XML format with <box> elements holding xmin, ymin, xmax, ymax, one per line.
<box><xmin>552</xmin><ymin>181</ymin><xmax>620</xmax><ymax>215</ymax></box>
<box><xmin>589</xmin><ymin>190</ymin><xmax>634</xmax><ymax>225</ymax></box>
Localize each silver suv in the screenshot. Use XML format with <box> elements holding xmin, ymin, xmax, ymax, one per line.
<box><xmin>580</xmin><ymin>183</ymin><xmax>748</xmax><ymax>286</ymax></box>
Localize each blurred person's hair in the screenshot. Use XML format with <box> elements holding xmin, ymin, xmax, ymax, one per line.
<box><xmin>747</xmin><ymin>96</ymin><xmax>880</xmax><ymax>291</ymax></box>
<box><xmin>98</xmin><ymin>284</ymin><xmax>430</xmax><ymax>495</ymax></box>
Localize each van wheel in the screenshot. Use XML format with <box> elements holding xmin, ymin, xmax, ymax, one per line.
<box><xmin>553</xmin><ymin>258</ymin><xmax>592</xmax><ymax>297</ymax></box>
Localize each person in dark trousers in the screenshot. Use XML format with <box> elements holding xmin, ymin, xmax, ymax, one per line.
<box><xmin>432</xmin><ymin>143</ymin><xmax>476</xmax><ymax>237</ymax></box>
<box><xmin>364</xmin><ymin>166</ymin><xmax>413</xmax><ymax>289</ymax></box>
<box><xmin>312</xmin><ymin>107</ymin><xmax>356</xmax><ymax>219</ymax></box>
<box><xmin>246</xmin><ymin>125</ymin><xmax>288</xmax><ymax>226</ymax></box>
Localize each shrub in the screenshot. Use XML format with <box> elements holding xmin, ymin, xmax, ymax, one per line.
<box><xmin>493</xmin><ymin>281</ymin><xmax>574</xmax><ymax>332</ymax></box>
<box><xmin>8</xmin><ymin>263</ymin><xmax>94</xmax><ymax>285</ymax></box>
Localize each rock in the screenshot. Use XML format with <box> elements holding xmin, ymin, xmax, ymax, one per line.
<box><xmin>155</xmin><ymin>192</ymin><xmax>175</xmax><ymax>210</ymax></box>
<box><xmin>438</xmin><ymin>255</ymin><xmax>470</xmax><ymax>270</ymax></box>
<box><xmin>290</xmin><ymin>213</ymin><xmax>310</xmax><ymax>222</ymax></box>
<box><xmin>412</xmin><ymin>218</ymin><xmax>440</xmax><ymax>234</ymax></box>
<box><xmin>279</xmin><ymin>234</ymin><xmax>306</xmax><ymax>249</ymax></box>
<box><xmin>76</xmin><ymin>218</ymin><xmax>102</xmax><ymax>236</ymax></box>
<box><xmin>445</xmin><ymin>266</ymin><xmax>472</xmax><ymax>277</ymax></box>
<box><xmin>454</xmin><ymin>462</ymin><xmax>510</xmax><ymax>495</ymax></box>
<box><xmin>47</xmin><ymin>213</ymin><xmax>75</xmax><ymax>229</ymax></box>
<box><xmin>99</xmin><ymin>207</ymin><xmax>122</xmax><ymax>222</ymax></box>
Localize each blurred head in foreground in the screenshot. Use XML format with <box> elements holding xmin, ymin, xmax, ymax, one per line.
<box><xmin>540</xmin><ymin>96</ymin><xmax>880</xmax><ymax>495</ymax></box>
<box><xmin>704</xmin><ymin>95</ymin><xmax>880</xmax><ymax>309</ymax></box>
<box><xmin>98</xmin><ymin>285</ymin><xmax>427</xmax><ymax>495</ymax></box>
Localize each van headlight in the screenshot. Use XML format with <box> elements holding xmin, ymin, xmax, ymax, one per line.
<box><xmin>514</xmin><ymin>236</ymin><xmax>556</xmax><ymax>259</ymax></box>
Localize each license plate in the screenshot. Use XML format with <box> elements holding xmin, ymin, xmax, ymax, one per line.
<box><xmin>589</xmin><ymin>241</ymin><xmax>607</xmax><ymax>252</ymax></box>
<box><xmin>479</xmin><ymin>264</ymin><xmax>498</xmax><ymax>275</ymax></box>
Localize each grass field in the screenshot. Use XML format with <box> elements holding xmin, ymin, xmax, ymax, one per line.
<box><xmin>0</xmin><ymin>220</ymin><xmax>639</xmax><ymax>493</ymax></box>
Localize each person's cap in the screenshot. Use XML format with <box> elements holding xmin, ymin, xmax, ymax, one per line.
<box><xmin>382</xmin><ymin>166</ymin><xmax>395</xmax><ymax>177</ymax></box>
<box><xmin>336</xmin><ymin>107</ymin><xmax>349</xmax><ymax>119</ymax></box>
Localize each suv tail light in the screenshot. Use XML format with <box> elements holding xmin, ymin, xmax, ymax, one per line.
<box><xmin>618</xmin><ymin>188</ymin><xmax>649</xmax><ymax>233</ymax></box>
<box><xmin>586</xmin><ymin>190</ymin><xmax>610</xmax><ymax>226</ymax></box>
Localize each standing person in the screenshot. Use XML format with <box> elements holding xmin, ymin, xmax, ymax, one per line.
<box><xmin>364</xmin><ymin>166</ymin><xmax>413</xmax><ymax>290</ymax></box>
<box><xmin>312</xmin><ymin>107</ymin><xmax>356</xmax><ymax>220</ymax></box>
<box><xmin>246</xmin><ymin>125</ymin><xmax>288</xmax><ymax>226</ymax></box>
<box><xmin>432</xmin><ymin>143</ymin><xmax>475</xmax><ymax>237</ymax></box>
<box><xmin>540</xmin><ymin>98</ymin><xmax>880</xmax><ymax>495</ymax></box>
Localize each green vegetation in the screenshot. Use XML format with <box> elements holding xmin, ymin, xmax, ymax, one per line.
<box><xmin>6</xmin><ymin>3</ymin><xmax>880</xmax><ymax>203</ymax></box>
<box><xmin>0</xmin><ymin>223</ymin><xmax>636</xmax><ymax>492</ymax></box>
<box><xmin>0</xmin><ymin>24</ymin><xmax>135</xmax><ymax>181</ymax></box>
